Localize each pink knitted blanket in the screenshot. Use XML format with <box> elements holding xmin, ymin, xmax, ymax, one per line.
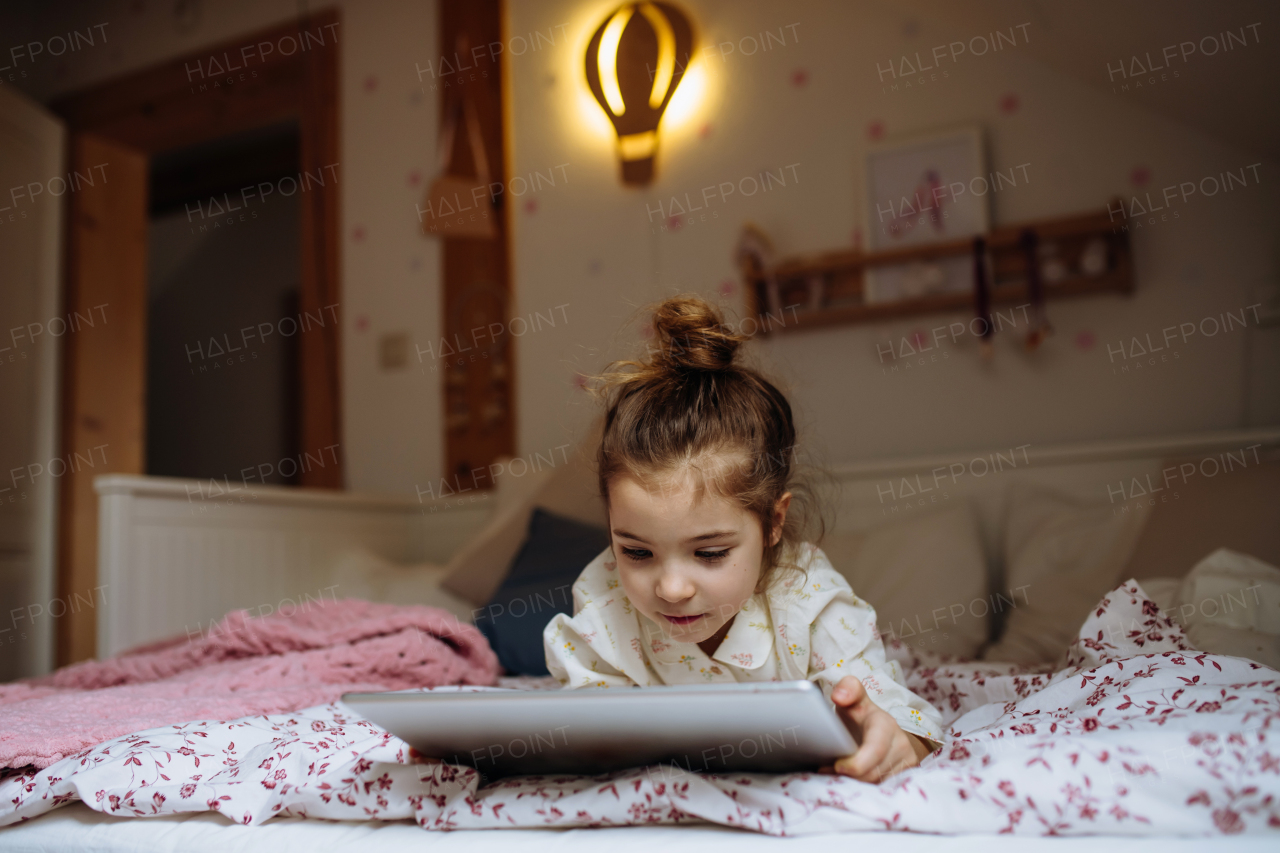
<box><xmin>0</xmin><ymin>599</ymin><xmax>499</xmax><ymax>770</ymax></box>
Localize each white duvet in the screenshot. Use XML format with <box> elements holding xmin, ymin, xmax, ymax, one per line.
<box><xmin>2</xmin><ymin>580</ymin><xmax>1278</xmax><ymax>836</ymax></box>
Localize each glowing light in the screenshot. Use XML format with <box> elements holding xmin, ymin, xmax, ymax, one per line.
<box><xmin>618</xmin><ymin>131</ymin><xmax>657</xmax><ymax>160</ymax></box>
<box><xmin>597</xmin><ymin>7</ymin><xmax>632</xmax><ymax>116</ymax></box>
<box><xmin>661</xmin><ymin>60</ymin><xmax>704</xmax><ymax>131</ymax></box>
<box><xmin>574</xmin><ymin>86</ymin><xmax>617</xmax><ymax>140</ymax></box>
<box><xmin>583</xmin><ymin>1</ymin><xmax>697</xmax><ymax>184</ymax></box>
<box><xmin>638</xmin><ymin>3</ymin><xmax>675</xmax><ymax>109</ymax></box>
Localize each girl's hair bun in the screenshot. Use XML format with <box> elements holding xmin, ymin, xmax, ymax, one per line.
<box><xmin>595</xmin><ymin>293</ymin><xmax>821</xmax><ymax>590</ymax></box>
<box><xmin>649</xmin><ymin>295</ymin><xmax>744</xmax><ymax>372</ymax></box>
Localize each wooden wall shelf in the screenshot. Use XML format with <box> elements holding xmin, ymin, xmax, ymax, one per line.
<box><xmin>740</xmin><ymin>204</ymin><xmax>1132</xmax><ymax>335</ymax></box>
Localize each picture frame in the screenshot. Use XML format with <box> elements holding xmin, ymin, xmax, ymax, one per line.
<box><xmin>862</xmin><ymin>126</ymin><xmax>989</xmax><ymax>304</ymax></box>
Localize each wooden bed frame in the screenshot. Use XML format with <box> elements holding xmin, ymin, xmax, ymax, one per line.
<box><xmin>92</xmin><ymin>427</ymin><xmax>1280</xmax><ymax>658</ymax></box>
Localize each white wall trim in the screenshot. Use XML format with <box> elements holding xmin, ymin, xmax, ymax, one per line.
<box><xmin>826</xmin><ymin>427</ymin><xmax>1280</xmax><ymax>480</ymax></box>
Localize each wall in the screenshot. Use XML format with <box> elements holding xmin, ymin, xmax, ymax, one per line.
<box><xmin>7</xmin><ymin>0</ymin><xmax>1279</xmax><ymax>499</ymax></box>
<box><xmin>0</xmin><ymin>84</ymin><xmax>65</xmax><ymax>679</ymax></box>
<box><xmin>505</xmin><ymin>0</ymin><xmax>1280</xmax><ymax>470</ymax></box>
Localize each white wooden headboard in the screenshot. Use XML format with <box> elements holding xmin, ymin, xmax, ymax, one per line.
<box><xmin>823</xmin><ymin>427</ymin><xmax>1280</xmax><ymax>563</ymax></box>
<box><xmin>94</xmin><ymin>476</ymin><xmax>493</xmax><ymax>657</ymax></box>
<box><xmin>94</xmin><ymin>427</ymin><xmax>1280</xmax><ymax>658</ymax></box>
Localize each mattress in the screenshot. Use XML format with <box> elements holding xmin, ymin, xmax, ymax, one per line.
<box><xmin>0</xmin><ymin>805</ymin><xmax>1272</xmax><ymax>853</ymax></box>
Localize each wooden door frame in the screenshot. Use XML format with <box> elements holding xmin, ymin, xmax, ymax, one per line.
<box><xmin>0</xmin><ymin>85</ymin><xmax>67</xmax><ymax>679</ymax></box>
<box><xmin>439</xmin><ymin>0</ymin><xmax>516</xmax><ymax>490</ymax></box>
<box><xmin>50</xmin><ymin>9</ymin><xmax>343</xmax><ymax>664</ymax></box>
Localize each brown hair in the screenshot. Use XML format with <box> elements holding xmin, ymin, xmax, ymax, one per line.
<box><xmin>592</xmin><ymin>295</ymin><xmax>820</xmax><ymax>588</ymax></box>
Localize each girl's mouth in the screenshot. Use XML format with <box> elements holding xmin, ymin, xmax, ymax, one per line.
<box><xmin>662</xmin><ymin>613</ymin><xmax>704</xmax><ymax>626</ymax></box>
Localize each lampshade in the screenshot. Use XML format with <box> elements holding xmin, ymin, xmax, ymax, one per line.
<box><xmin>584</xmin><ymin>2</ymin><xmax>695</xmax><ymax>185</ymax></box>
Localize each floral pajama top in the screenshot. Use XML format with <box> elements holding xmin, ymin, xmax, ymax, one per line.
<box><xmin>543</xmin><ymin>543</ymin><xmax>943</xmax><ymax>748</ymax></box>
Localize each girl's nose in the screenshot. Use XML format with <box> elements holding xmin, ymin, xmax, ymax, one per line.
<box><xmin>655</xmin><ymin>568</ymin><xmax>695</xmax><ymax>603</ymax></box>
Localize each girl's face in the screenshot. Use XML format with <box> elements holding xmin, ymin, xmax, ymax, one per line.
<box><xmin>607</xmin><ymin>471</ymin><xmax>790</xmax><ymax>647</ymax></box>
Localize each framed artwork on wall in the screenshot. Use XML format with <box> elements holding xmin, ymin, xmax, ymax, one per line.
<box><xmin>863</xmin><ymin>126</ymin><xmax>989</xmax><ymax>304</ymax></box>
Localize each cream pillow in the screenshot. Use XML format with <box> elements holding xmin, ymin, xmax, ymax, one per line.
<box><xmin>1185</xmin><ymin>623</ymin><xmax>1280</xmax><ymax>671</ymax></box>
<box><xmin>330</xmin><ymin>549</ymin><xmax>477</xmax><ymax>622</ymax></box>
<box><xmin>441</xmin><ymin>426</ymin><xmax>606</xmax><ymax>606</ymax></box>
<box><xmin>1122</xmin><ymin>458</ymin><xmax>1280</xmax><ymax>581</ymax></box>
<box><xmin>1099</xmin><ymin>551</ymin><xmax>1280</xmax><ymax>670</ymax></box>
<box><xmin>982</xmin><ymin>484</ymin><xmax>1149</xmax><ymax>664</ymax></box>
<box><xmin>1168</xmin><ymin>548</ymin><xmax>1280</xmax><ymax>671</ymax></box>
<box><xmin>1177</xmin><ymin>548</ymin><xmax>1280</xmax><ymax>633</ymax></box>
<box><xmin>820</xmin><ymin>500</ymin><xmax>989</xmax><ymax>659</ymax></box>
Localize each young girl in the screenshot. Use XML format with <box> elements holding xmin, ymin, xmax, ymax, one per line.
<box><xmin>544</xmin><ymin>296</ymin><xmax>943</xmax><ymax>782</ymax></box>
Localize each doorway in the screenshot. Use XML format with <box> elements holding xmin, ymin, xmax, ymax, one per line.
<box><xmin>50</xmin><ymin>10</ymin><xmax>342</xmax><ymax>664</ymax></box>
<box><xmin>146</xmin><ymin>121</ymin><xmax>303</xmax><ymax>485</ymax></box>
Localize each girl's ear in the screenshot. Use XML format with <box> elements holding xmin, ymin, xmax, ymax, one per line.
<box><xmin>769</xmin><ymin>492</ymin><xmax>793</xmax><ymax>546</ymax></box>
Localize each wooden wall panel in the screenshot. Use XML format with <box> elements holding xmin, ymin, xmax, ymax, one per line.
<box><xmin>297</xmin><ymin>23</ymin><xmax>343</xmax><ymax>489</ymax></box>
<box><xmin>440</xmin><ymin>0</ymin><xmax>515</xmax><ymax>490</ymax></box>
<box><xmin>57</xmin><ymin>134</ymin><xmax>148</xmax><ymax>665</ymax></box>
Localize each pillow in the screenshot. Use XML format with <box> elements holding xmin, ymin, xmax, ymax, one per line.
<box><xmin>1122</xmin><ymin>457</ymin><xmax>1279</xmax><ymax>581</ymax></box>
<box><xmin>489</xmin><ymin>455</ymin><xmax>558</xmax><ymax>513</ymax></box>
<box><xmin>1135</xmin><ymin>549</ymin><xmax>1280</xmax><ymax>670</ymax></box>
<box><xmin>1184</xmin><ymin>623</ymin><xmax>1279</xmax><ymax>671</ymax></box>
<box><xmin>441</xmin><ymin>422</ymin><xmax>606</xmax><ymax>606</ymax></box>
<box><xmin>819</xmin><ymin>500</ymin><xmax>989</xmax><ymax>659</ymax></box>
<box><xmin>982</xmin><ymin>483</ymin><xmax>1149</xmax><ymax>664</ymax></box>
<box><xmin>1177</xmin><ymin>548</ymin><xmax>1280</xmax><ymax>633</ymax></box>
<box><xmin>328</xmin><ymin>549</ymin><xmax>476</xmax><ymax>622</ymax></box>
<box><xmin>475</xmin><ymin>508</ymin><xmax>610</xmax><ymax>676</ymax></box>
<box><xmin>1135</xmin><ymin>576</ymin><xmax>1181</xmax><ymax>614</ymax></box>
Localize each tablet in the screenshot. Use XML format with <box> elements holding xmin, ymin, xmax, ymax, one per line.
<box><xmin>342</xmin><ymin>681</ymin><xmax>856</xmax><ymax>778</ymax></box>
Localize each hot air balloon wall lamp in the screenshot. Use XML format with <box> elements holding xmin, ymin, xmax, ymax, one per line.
<box><xmin>584</xmin><ymin>2</ymin><xmax>695</xmax><ymax>185</ymax></box>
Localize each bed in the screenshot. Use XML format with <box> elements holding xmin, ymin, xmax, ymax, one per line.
<box><xmin>3</xmin><ymin>809</ymin><xmax>1279</xmax><ymax>853</ymax></box>
<box><xmin>6</xmin><ymin>809</ymin><xmax>1279</xmax><ymax>853</ymax></box>
<box><xmin>88</xmin><ymin>426</ymin><xmax>1280</xmax><ymax>659</ymax></box>
<box><xmin>1</xmin><ymin>427</ymin><xmax>1278</xmax><ymax>849</ymax></box>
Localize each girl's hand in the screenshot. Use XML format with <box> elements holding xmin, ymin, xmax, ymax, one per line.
<box><xmin>821</xmin><ymin>675</ymin><xmax>934</xmax><ymax>782</ymax></box>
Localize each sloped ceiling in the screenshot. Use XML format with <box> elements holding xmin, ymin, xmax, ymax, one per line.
<box><xmin>3</xmin><ymin>0</ymin><xmax>1277</xmax><ymax>158</ymax></box>
<box><xmin>880</xmin><ymin>0</ymin><xmax>1280</xmax><ymax>160</ymax></box>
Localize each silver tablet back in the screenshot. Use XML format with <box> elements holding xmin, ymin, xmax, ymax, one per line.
<box><xmin>343</xmin><ymin>680</ymin><xmax>855</xmax><ymax>777</ymax></box>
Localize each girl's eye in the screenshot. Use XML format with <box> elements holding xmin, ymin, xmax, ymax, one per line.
<box><xmin>620</xmin><ymin>547</ymin><xmax>652</xmax><ymax>561</ymax></box>
<box><xmin>696</xmin><ymin>549</ymin><xmax>730</xmax><ymax>562</ymax></box>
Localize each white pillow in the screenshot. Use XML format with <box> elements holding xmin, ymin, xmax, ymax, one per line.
<box><xmin>1177</xmin><ymin>548</ymin><xmax>1280</xmax><ymax>633</ymax></box>
<box><xmin>982</xmin><ymin>483</ymin><xmax>1149</xmax><ymax>665</ymax></box>
<box><xmin>1137</xmin><ymin>549</ymin><xmax>1280</xmax><ymax>671</ymax></box>
<box><xmin>330</xmin><ymin>549</ymin><xmax>477</xmax><ymax>623</ymax></box>
<box><xmin>1184</xmin><ymin>623</ymin><xmax>1279</xmax><ymax>671</ymax></box>
<box><xmin>820</xmin><ymin>500</ymin><xmax>989</xmax><ymax>659</ymax></box>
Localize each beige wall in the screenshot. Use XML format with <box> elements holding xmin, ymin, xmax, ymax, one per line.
<box><xmin>506</xmin><ymin>0</ymin><xmax>1279</xmax><ymax>470</ymax></box>
<box><xmin>14</xmin><ymin>0</ymin><xmax>1279</xmax><ymax>497</ymax></box>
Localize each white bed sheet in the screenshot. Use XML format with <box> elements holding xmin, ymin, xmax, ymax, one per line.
<box><xmin>0</xmin><ymin>805</ymin><xmax>1271</xmax><ymax>853</ymax></box>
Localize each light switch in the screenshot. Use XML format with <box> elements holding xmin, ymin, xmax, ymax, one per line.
<box><xmin>379</xmin><ymin>332</ymin><xmax>409</xmax><ymax>370</ymax></box>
